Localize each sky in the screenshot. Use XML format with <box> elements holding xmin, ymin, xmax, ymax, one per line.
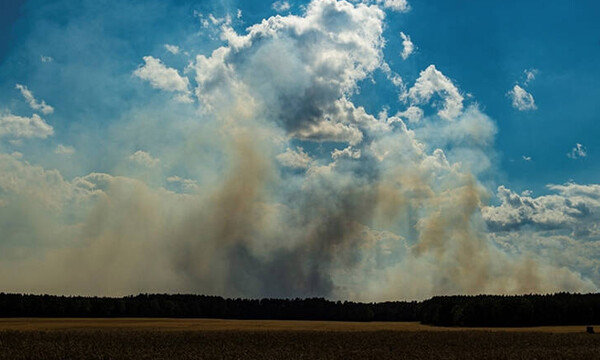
<box><xmin>1</xmin><ymin>0</ymin><xmax>600</xmax><ymax>301</ymax></box>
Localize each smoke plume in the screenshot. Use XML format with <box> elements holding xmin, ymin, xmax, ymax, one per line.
<box><xmin>0</xmin><ymin>0</ymin><xmax>597</xmax><ymax>300</ymax></box>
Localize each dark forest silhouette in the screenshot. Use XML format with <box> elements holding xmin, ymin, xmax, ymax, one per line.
<box><xmin>1</xmin><ymin>293</ymin><xmax>600</xmax><ymax>326</ymax></box>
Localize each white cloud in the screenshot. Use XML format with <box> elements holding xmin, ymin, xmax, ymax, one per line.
<box><xmin>394</xmin><ymin>105</ymin><xmax>423</xmax><ymax>123</ymax></box>
<box><xmin>508</xmin><ymin>84</ymin><xmax>536</xmax><ymax>111</ymax></box>
<box><xmin>133</xmin><ymin>56</ymin><xmax>192</xmax><ymax>103</ymax></box>
<box><xmin>209</xmin><ymin>13</ymin><xmax>232</xmax><ymax>26</ymax></box>
<box><xmin>380</xmin><ymin>62</ymin><xmax>404</xmax><ymax>90</ymax></box>
<box><xmin>276</xmin><ymin>147</ymin><xmax>313</xmax><ymax>169</ymax></box>
<box><xmin>172</xmin><ymin>93</ymin><xmax>194</xmax><ymax>104</ymax></box>
<box><xmin>0</xmin><ymin>112</ymin><xmax>53</xmax><ymax>139</ymax></box>
<box><xmin>15</xmin><ymin>84</ymin><xmax>54</xmax><ymax>115</ymax></box>
<box><xmin>0</xmin><ymin>153</ymin><xmax>97</xmax><ymax>209</ymax></box>
<box><xmin>55</xmin><ymin>144</ymin><xmax>75</xmax><ymax>155</ymax></box>
<box><xmin>426</xmin><ymin>106</ymin><xmax>496</xmax><ymax>146</ymax></box>
<box><xmin>331</xmin><ymin>146</ymin><xmax>361</xmax><ymax>160</ymax></box>
<box><xmin>272</xmin><ymin>1</ymin><xmax>291</xmax><ymax>12</ymax></box>
<box><xmin>484</xmin><ymin>183</ymin><xmax>600</xmax><ymax>238</ymax></box>
<box><xmin>375</xmin><ymin>0</ymin><xmax>410</xmax><ymax>12</ymax></box>
<box><xmin>399</xmin><ymin>32</ymin><xmax>414</xmax><ymax>60</ymax></box>
<box><xmin>567</xmin><ymin>143</ymin><xmax>587</xmax><ymax>159</ymax></box>
<box><xmin>522</xmin><ymin>155</ymin><xmax>531</xmax><ymax>161</ymax></box>
<box><xmin>164</xmin><ymin>44</ymin><xmax>180</xmax><ymax>54</ymax></box>
<box><xmin>191</xmin><ymin>0</ymin><xmax>386</xmax><ymax>145</ymax></box>
<box><xmin>407</xmin><ymin>65</ymin><xmax>464</xmax><ymax>120</ymax></box>
<box><xmin>292</xmin><ymin>120</ymin><xmax>365</xmax><ymax>145</ymax></box>
<box><xmin>128</xmin><ymin>150</ymin><xmax>160</xmax><ymax>167</ymax></box>
<box><xmin>167</xmin><ymin>176</ymin><xmax>199</xmax><ymax>192</ymax></box>
<box><xmin>523</xmin><ymin>68</ymin><xmax>538</xmax><ymax>86</ymax></box>
<box><xmin>193</xmin><ymin>11</ymin><xmax>233</xmax><ymax>31</ymax></box>
<box><xmin>40</xmin><ymin>55</ymin><xmax>53</xmax><ymax>63</ymax></box>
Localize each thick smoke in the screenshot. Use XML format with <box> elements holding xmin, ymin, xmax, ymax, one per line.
<box><xmin>0</xmin><ymin>0</ymin><xmax>597</xmax><ymax>300</ymax></box>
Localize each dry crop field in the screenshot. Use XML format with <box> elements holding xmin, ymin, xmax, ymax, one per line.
<box><xmin>0</xmin><ymin>319</ymin><xmax>599</xmax><ymax>359</ymax></box>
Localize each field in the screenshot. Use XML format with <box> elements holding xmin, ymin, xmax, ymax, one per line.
<box><xmin>1</xmin><ymin>319</ymin><xmax>599</xmax><ymax>359</ymax></box>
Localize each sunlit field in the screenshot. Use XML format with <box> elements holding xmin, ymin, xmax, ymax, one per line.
<box><xmin>0</xmin><ymin>318</ymin><xmax>598</xmax><ymax>333</ymax></box>
<box><xmin>1</xmin><ymin>319</ymin><xmax>599</xmax><ymax>359</ymax></box>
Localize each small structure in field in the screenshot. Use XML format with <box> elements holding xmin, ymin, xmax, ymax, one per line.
<box><xmin>586</xmin><ymin>326</ymin><xmax>594</xmax><ymax>334</ymax></box>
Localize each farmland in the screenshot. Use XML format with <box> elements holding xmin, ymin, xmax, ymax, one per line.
<box><xmin>1</xmin><ymin>319</ymin><xmax>599</xmax><ymax>359</ymax></box>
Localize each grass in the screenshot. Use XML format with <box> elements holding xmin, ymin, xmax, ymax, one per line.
<box><xmin>0</xmin><ymin>320</ymin><xmax>599</xmax><ymax>359</ymax></box>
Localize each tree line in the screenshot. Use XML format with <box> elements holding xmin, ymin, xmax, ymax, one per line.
<box><xmin>1</xmin><ymin>292</ymin><xmax>599</xmax><ymax>326</ymax></box>
<box><xmin>0</xmin><ymin>293</ymin><xmax>417</xmax><ymax>322</ymax></box>
<box><xmin>419</xmin><ymin>293</ymin><xmax>600</xmax><ymax>326</ymax></box>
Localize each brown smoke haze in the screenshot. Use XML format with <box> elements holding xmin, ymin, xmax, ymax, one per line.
<box><xmin>0</xmin><ymin>0</ymin><xmax>597</xmax><ymax>301</ymax></box>
<box><xmin>0</xmin><ymin>121</ymin><xmax>594</xmax><ymax>300</ymax></box>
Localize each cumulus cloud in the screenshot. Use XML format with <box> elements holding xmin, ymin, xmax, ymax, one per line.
<box><xmin>194</xmin><ymin>11</ymin><xmax>233</xmax><ymax>29</ymax></box>
<box><xmin>0</xmin><ymin>153</ymin><xmax>95</xmax><ymax>210</ymax></box>
<box><xmin>400</xmin><ymin>32</ymin><xmax>414</xmax><ymax>59</ymax></box>
<box><xmin>272</xmin><ymin>1</ymin><xmax>291</xmax><ymax>12</ymax></box>
<box><xmin>164</xmin><ymin>44</ymin><xmax>180</xmax><ymax>54</ymax></box>
<box><xmin>331</xmin><ymin>146</ymin><xmax>361</xmax><ymax>160</ymax></box>
<box><xmin>482</xmin><ymin>183</ymin><xmax>600</xmax><ymax>286</ymax></box>
<box><xmin>133</xmin><ymin>56</ymin><xmax>192</xmax><ymax>103</ymax></box>
<box><xmin>407</xmin><ymin>65</ymin><xmax>464</xmax><ymax>120</ymax></box>
<box><xmin>0</xmin><ymin>112</ymin><xmax>53</xmax><ymax>139</ymax></box>
<box><xmin>192</xmin><ymin>0</ymin><xmax>386</xmax><ymax>145</ymax></box>
<box><xmin>567</xmin><ymin>143</ymin><xmax>587</xmax><ymax>159</ymax></box>
<box><xmin>128</xmin><ymin>150</ymin><xmax>160</xmax><ymax>167</ymax></box>
<box><xmin>416</xmin><ymin>106</ymin><xmax>496</xmax><ymax>147</ymax></box>
<box><xmin>411</xmin><ymin>106</ymin><xmax>497</xmax><ymax>176</ymax></box>
<box><xmin>523</xmin><ymin>68</ymin><xmax>538</xmax><ymax>86</ymax></box>
<box><xmin>15</xmin><ymin>84</ymin><xmax>54</xmax><ymax>115</ymax></box>
<box><xmin>508</xmin><ymin>84</ymin><xmax>537</xmax><ymax>111</ymax></box>
<box><xmin>276</xmin><ymin>147</ymin><xmax>313</xmax><ymax>169</ymax></box>
<box><xmin>380</xmin><ymin>62</ymin><xmax>404</xmax><ymax>90</ymax></box>
<box><xmin>374</xmin><ymin>0</ymin><xmax>410</xmax><ymax>12</ymax></box>
<box><xmin>55</xmin><ymin>144</ymin><xmax>75</xmax><ymax>155</ymax></box>
<box><xmin>483</xmin><ymin>183</ymin><xmax>600</xmax><ymax>235</ymax></box>
<box><xmin>394</xmin><ymin>105</ymin><xmax>423</xmax><ymax>123</ymax></box>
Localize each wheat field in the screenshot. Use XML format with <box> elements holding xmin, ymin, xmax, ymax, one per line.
<box><xmin>0</xmin><ymin>318</ymin><xmax>597</xmax><ymax>333</ymax></box>
<box><xmin>1</xmin><ymin>319</ymin><xmax>599</xmax><ymax>359</ymax></box>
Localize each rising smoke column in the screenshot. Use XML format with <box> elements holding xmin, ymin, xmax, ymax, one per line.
<box><xmin>0</xmin><ymin>0</ymin><xmax>596</xmax><ymax>299</ymax></box>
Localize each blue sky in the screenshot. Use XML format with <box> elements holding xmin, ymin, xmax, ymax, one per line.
<box><xmin>2</xmin><ymin>0</ymin><xmax>599</xmax><ymax>190</ymax></box>
<box><xmin>1</xmin><ymin>0</ymin><xmax>600</xmax><ymax>299</ymax></box>
<box><xmin>401</xmin><ymin>0</ymin><xmax>600</xmax><ymax>190</ymax></box>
